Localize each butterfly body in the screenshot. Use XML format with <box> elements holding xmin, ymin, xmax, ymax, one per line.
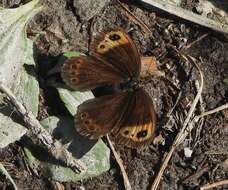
<box><xmin>118</xmin><ymin>77</ymin><xmax>138</xmax><ymax>92</ymax></box>
<box><xmin>61</xmin><ymin>29</ymin><xmax>156</xmax><ymax>148</ymax></box>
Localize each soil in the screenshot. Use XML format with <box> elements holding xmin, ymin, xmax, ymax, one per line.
<box><xmin>0</xmin><ymin>0</ymin><xmax>228</xmax><ymax>190</ymax></box>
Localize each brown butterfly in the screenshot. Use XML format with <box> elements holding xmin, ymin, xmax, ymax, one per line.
<box><xmin>61</xmin><ymin>29</ymin><xmax>156</xmax><ymax>148</ymax></box>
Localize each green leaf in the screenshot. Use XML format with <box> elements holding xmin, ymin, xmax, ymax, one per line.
<box><xmin>25</xmin><ymin>116</ymin><xmax>110</xmax><ymax>182</ymax></box>
<box><xmin>63</xmin><ymin>51</ymin><xmax>82</xmax><ymax>58</ymax></box>
<box><xmin>53</xmin><ymin>51</ymin><xmax>111</xmax><ymax>181</ymax></box>
<box><xmin>0</xmin><ymin>113</ymin><xmax>27</xmax><ymax>148</ymax></box>
<box><xmin>224</xmin><ymin>78</ymin><xmax>228</xmax><ymax>85</ymax></box>
<box><xmin>58</xmin><ymin>88</ymin><xmax>94</xmax><ymax>115</ymax></box>
<box><xmin>0</xmin><ymin>163</ymin><xmax>18</xmax><ymax>190</ymax></box>
<box><xmin>0</xmin><ymin>0</ymin><xmax>42</xmax><ymax>86</ymax></box>
<box><xmin>11</xmin><ymin>66</ymin><xmax>39</xmax><ymax>116</ymax></box>
<box><xmin>0</xmin><ymin>0</ymin><xmax>42</xmax><ymax>147</ymax></box>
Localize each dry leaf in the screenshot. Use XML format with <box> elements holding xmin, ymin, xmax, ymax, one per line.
<box><xmin>140</xmin><ymin>56</ymin><xmax>164</xmax><ymax>78</ymax></box>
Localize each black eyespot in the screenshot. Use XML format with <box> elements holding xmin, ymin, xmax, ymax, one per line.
<box><xmin>84</xmin><ymin>120</ymin><xmax>90</xmax><ymax>125</ymax></box>
<box><xmin>124</xmin><ymin>130</ymin><xmax>129</xmax><ymax>135</ymax></box>
<box><xmin>100</xmin><ymin>44</ymin><xmax>105</xmax><ymax>49</ymax></box>
<box><xmin>80</xmin><ymin>112</ymin><xmax>87</xmax><ymax>119</ymax></box>
<box><xmin>71</xmin><ymin>64</ymin><xmax>78</xmax><ymax>69</ymax></box>
<box><xmin>109</xmin><ymin>34</ymin><xmax>121</xmax><ymax>41</ymax></box>
<box><xmin>136</xmin><ymin>130</ymin><xmax>148</xmax><ymax>138</ymax></box>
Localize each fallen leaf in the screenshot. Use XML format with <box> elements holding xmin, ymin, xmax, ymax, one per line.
<box><xmin>140</xmin><ymin>56</ymin><xmax>164</xmax><ymax>78</ymax></box>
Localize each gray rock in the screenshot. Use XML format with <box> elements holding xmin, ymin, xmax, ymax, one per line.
<box><xmin>73</xmin><ymin>0</ymin><xmax>110</xmax><ymax>21</ymax></box>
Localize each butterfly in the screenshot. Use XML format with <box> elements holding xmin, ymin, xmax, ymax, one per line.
<box><xmin>61</xmin><ymin>29</ymin><xmax>156</xmax><ymax>148</ymax></box>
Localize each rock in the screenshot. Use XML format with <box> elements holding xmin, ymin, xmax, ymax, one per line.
<box><xmin>184</xmin><ymin>147</ymin><xmax>193</xmax><ymax>158</ymax></box>
<box><xmin>73</xmin><ymin>0</ymin><xmax>110</xmax><ymax>21</ymax></box>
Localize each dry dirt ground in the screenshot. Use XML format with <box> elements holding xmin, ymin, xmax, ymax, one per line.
<box><xmin>0</xmin><ymin>0</ymin><xmax>227</xmax><ymax>190</ymax></box>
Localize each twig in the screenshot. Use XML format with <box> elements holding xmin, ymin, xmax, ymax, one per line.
<box><xmin>183</xmin><ymin>158</ymin><xmax>228</xmax><ymax>184</ymax></box>
<box><xmin>106</xmin><ymin>135</ymin><xmax>132</xmax><ymax>190</ymax></box>
<box><xmin>192</xmin><ymin>80</ymin><xmax>204</xmax><ymax>147</ymax></box>
<box><xmin>0</xmin><ymin>82</ymin><xmax>85</xmax><ymax>173</ymax></box>
<box><xmin>0</xmin><ymin>163</ymin><xmax>18</xmax><ymax>190</ymax></box>
<box><xmin>150</xmin><ymin>55</ymin><xmax>204</xmax><ymax>190</ymax></box>
<box><xmin>181</xmin><ymin>33</ymin><xmax>209</xmax><ymax>52</ymax></box>
<box><xmin>205</xmin><ymin>150</ymin><xmax>228</xmax><ymax>155</ymax></box>
<box><xmin>182</xmin><ymin>165</ymin><xmax>209</xmax><ymax>183</ymax></box>
<box><xmin>182</xmin><ymin>157</ymin><xmax>208</xmax><ymax>183</ymax></box>
<box><xmin>195</xmin><ymin>80</ymin><xmax>204</xmax><ymax>114</ymax></box>
<box><xmin>140</xmin><ymin>0</ymin><xmax>228</xmax><ymax>34</ymax></box>
<box><xmin>150</xmin><ymin>56</ymin><xmax>228</xmax><ymax>189</ymax></box>
<box><xmin>200</xmin><ymin>179</ymin><xmax>228</xmax><ymax>190</ymax></box>
<box><xmin>194</xmin><ymin>103</ymin><xmax>228</xmax><ymax>122</ymax></box>
<box><xmin>167</xmin><ymin>91</ymin><xmax>182</xmax><ymax>117</ymax></box>
<box><xmin>116</xmin><ymin>0</ymin><xmax>152</xmax><ymax>35</ymax></box>
<box><xmin>173</xmin><ymin>56</ymin><xmax>204</xmax><ymax>145</ymax></box>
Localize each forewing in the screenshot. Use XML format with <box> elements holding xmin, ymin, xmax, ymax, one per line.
<box><xmin>113</xmin><ymin>88</ymin><xmax>156</xmax><ymax>148</ymax></box>
<box><xmin>90</xmin><ymin>29</ymin><xmax>141</xmax><ymax>78</ymax></box>
<box><xmin>75</xmin><ymin>92</ymin><xmax>131</xmax><ymax>139</ymax></box>
<box><xmin>61</xmin><ymin>56</ymin><xmax>126</xmax><ymax>91</ymax></box>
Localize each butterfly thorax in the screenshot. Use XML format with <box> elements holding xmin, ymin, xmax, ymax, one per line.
<box><xmin>120</xmin><ymin>77</ymin><xmax>139</xmax><ymax>92</ymax></box>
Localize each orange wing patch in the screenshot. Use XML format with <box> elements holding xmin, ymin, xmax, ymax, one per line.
<box><xmin>113</xmin><ymin>88</ymin><xmax>156</xmax><ymax>148</ymax></box>
<box><xmin>97</xmin><ymin>31</ymin><xmax>130</xmax><ymax>54</ymax></box>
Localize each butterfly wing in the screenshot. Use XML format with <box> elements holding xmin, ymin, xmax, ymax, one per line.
<box><xmin>113</xmin><ymin>88</ymin><xmax>156</xmax><ymax>148</ymax></box>
<box><xmin>75</xmin><ymin>87</ymin><xmax>156</xmax><ymax>147</ymax></box>
<box><xmin>75</xmin><ymin>92</ymin><xmax>131</xmax><ymax>139</ymax></box>
<box><xmin>90</xmin><ymin>29</ymin><xmax>141</xmax><ymax>78</ymax></box>
<box><xmin>61</xmin><ymin>56</ymin><xmax>126</xmax><ymax>91</ymax></box>
<box><xmin>62</xmin><ymin>30</ymin><xmax>141</xmax><ymax>91</ymax></box>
